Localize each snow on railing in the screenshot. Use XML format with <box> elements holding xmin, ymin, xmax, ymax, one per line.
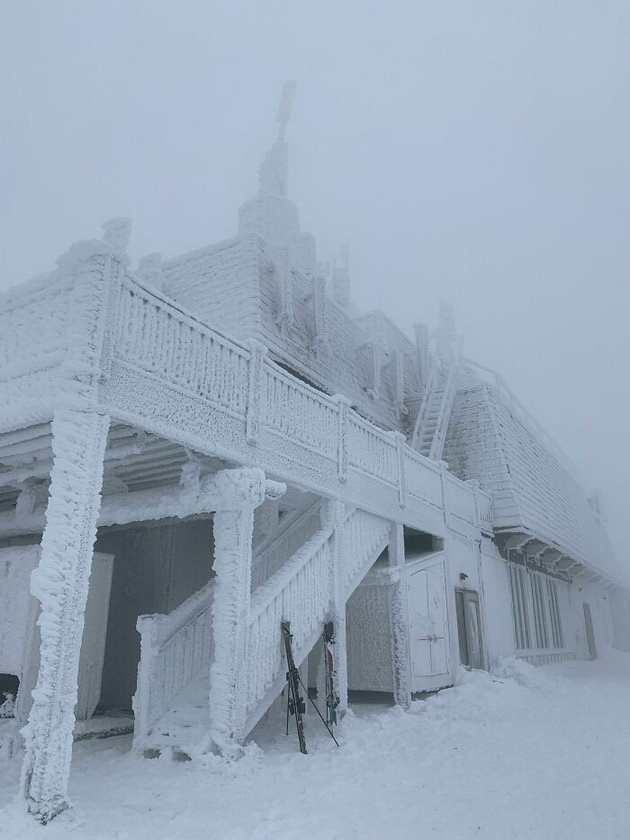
<box><xmin>474</xmin><ymin>486</ymin><xmax>493</xmax><ymax>533</ymax></box>
<box><xmin>337</xmin><ymin>508</ymin><xmax>390</xmax><ymax>597</ymax></box>
<box><xmin>251</xmin><ymin>500</ymin><xmax>322</xmax><ymax>590</ymax></box>
<box><xmin>443</xmin><ymin>472</ymin><xmax>478</xmax><ymax>527</ymax></box>
<box><xmin>246</xmin><ymin>528</ymin><xmax>333</xmax><ymax>717</ymax></box>
<box><xmin>133</xmin><ymin>580</ymin><xmax>215</xmax><ymax>748</ymax></box>
<box><xmin>347</xmin><ymin>414</ymin><xmax>398</xmax><ymax>487</ymax></box>
<box><xmin>111</xmin><ymin>274</ymin><xmax>491</xmax><ymax>535</ymax></box>
<box><xmin>115</xmin><ymin>278</ymin><xmax>250</xmax><ymax>416</ymax></box>
<box><xmin>404</xmin><ymin>448</ymin><xmax>443</xmax><ymax>508</ymax></box>
<box><xmin>262</xmin><ymin>364</ymin><xmax>339</xmax><ymax>460</ymax></box>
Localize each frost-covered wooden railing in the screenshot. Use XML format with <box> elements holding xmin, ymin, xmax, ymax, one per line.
<box><xmin>133</xmin><ymin>580</ymin><xmax>215</xmax><ymax>748</ymax></box>
<box><xmin>244</xmin><ymin>505</ymin><xmax>389</xmax><ymax>730</ymax></box>
<box><xmin>251</xmin><ymin>500</ymin><xmax>322</xmax><ymax>590</ymax></box>
<box><xmin>104</xmin><ymin>274</ymin><xmax>492</xmax><ymax>538</ymax></box>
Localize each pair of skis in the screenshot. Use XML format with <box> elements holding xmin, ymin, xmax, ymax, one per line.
<box><xmin>281</xmin><ymin>620</ymin><xmax>340</xmax><ymax>753</ymax></box>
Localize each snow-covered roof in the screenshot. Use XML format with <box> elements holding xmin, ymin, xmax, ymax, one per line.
<box><xmin>443</xmin><ymin>382</ymin><xmax>621</xmax><ymax>582</ymax></box>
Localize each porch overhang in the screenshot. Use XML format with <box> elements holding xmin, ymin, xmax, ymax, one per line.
<box><xmin>494</xmin><ymin>527</ymin><xmax>623</xmax><ymax>589</ymax></box>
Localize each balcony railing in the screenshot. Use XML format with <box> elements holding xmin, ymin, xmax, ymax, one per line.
<box><xmin>109</xmin><ymin>274</ymin><xmax>491</xmax><ymax>535</ymax></box>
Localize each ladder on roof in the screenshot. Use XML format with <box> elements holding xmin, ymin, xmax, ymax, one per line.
<box><xmin>411</xmin><ymin>361</ymin><xmax>459</xmax><ymax>461</ymax></box>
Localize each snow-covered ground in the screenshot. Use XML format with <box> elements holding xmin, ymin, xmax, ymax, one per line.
<box><xmin>2</xmin><ymin>651</ymin><xmax>630</xmax><ymax>840</ymax></box>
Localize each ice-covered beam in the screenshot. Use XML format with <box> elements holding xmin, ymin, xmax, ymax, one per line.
<box><xmin>502</xmin><ymin>533</ymin><xmax>532</xmax><ymax>552</ymax></box>
<box><xmin>0</xmin><ymin>470</ymin><xmax>286</xmax><ymax>536</ymax></box>
<box><xmin>522</xmin><ymin>540</ymin><xmax>548</xmax><ymax>561</ymax></box>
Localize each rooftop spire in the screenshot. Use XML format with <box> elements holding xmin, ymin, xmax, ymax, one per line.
<box><xmin>258</xmin><ymin>81</ymin><xmax>297</xmax><ymax>199</ymax></box>
<box><xmin>276</xmin><ymin>80</ymin><xmax>297</xmax><ymax>142</ymax></box>
<box><xmin>240</xmin><ymin>82</ymin><xmax>316</xmax><ymax>271</ymax></box>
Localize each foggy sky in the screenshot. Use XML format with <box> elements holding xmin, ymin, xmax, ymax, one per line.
<box><xmin>1</xmin><ymin>2</ymin><xmax>629</xmax><ymax>558</ymax></box>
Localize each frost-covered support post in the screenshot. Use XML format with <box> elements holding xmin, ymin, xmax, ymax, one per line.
<box><xmin>22</xmin><ymin>410</ymin><xmax>109</xmax><ymax>822</ymax></box>
<box><xmin>390</xmin><ymin>431</ymin><xmax>406</xmax><ymax>509</ymax></box>
<box><xmin>388</xmin><ymin>522</ymin><xmax>412</xmax><ymax>708</ymax></box>
<box><xmin>208</xmin><ymin>469</ymin><xmax>284</xmax><ymax>757</ymax></box>
<box><xmin>322</xmin><ymin>498</ymin><xmax>349</xmax><ymax>717</ymax></box>
<box><xmin>333</xmin><ymin>395</ymin><xmax>351</xmax><ymax>483</ymax></box>
<box><xmin>21</xmin><ymin>221</ymin><xmax>126</xmax><ymax>823</ymax></box>
<box><xmin>245</xmin><ymin>339</ymin><xmax>267</xmax><ymax>446</ymax></box>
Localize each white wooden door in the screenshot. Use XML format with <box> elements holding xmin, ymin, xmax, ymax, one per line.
<box><xmin>408</xmin><ymin>558</ymin><xmax>451</xmax><ymax>692</ymax></box>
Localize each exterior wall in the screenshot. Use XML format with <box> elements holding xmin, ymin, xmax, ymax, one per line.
<box><xmin>95</xmin><ymin>519</ymin><xmax>213</xmax><ymax>711</ymax></box>
<box><xmin>578</xmin><ymin>581</ymin><xmax>615</xmax><ymax>656</ymax></box>
<box><xmin>443</xmin><ymin>386</ymin><xmax>520</xmax><ymax>528</ymax></box>
<box><xmin>478</xmin><ymin>541</ymin><xmax>515</xmax><ymax>666</ymax></box>
<box><xmin>0</xmin><ymin>544</ymin><xmax>114</xmax><ymax>722</ymax></box>
<box><xmin>0</xmin><ymin>270</ymin><xmax>76</xmax><ymax>432</ymax></box>
<box><xmin>346</xmin><ymin>577</ymin><xmax>394</xmax><ymax>693</ymax></box>
<box><xmin>258</xmin><ymin>254</ymin><xmax>407</xmax><ymax>429</ymax></box>
<box><xmin>163</xmin><ymin>236</ymin><xmax>265</xmax><ymax>343</ymax></box>
<box><xmin>610</xmin><ymin>589</ymin><xmax>630</xmax><ymax>652</ymax></box>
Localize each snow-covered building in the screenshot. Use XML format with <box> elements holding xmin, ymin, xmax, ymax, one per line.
<box><xmin>1</xmin><ymin>88</ymin><xmax>629</xmax><ymax>823</ymax></box>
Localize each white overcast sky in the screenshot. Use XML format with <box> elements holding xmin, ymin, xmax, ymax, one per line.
<box><xmin>1</xmin><ymin>1</ymin><xmax>629</xmax><ymax>557</ymax></box>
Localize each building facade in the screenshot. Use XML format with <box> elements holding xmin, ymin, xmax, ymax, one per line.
<box><xmin>1</xmin><ymin>97</ymin><xmax>628</xmax><ymax>823</ymax></box>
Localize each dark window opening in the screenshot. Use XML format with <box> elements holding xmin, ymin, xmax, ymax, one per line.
<box><xmin>0</xmin><ymin>673</ymin><xmax>19</xmax><ymax>717</ymax></box>
<box><xmin>404</xmin><ymin>527</ymin><xmax>442</xmax><ymax>555</ymax></box>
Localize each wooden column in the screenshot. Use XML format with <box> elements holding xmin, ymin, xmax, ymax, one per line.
<box><xmin>388</xmin><ymin>522</ymin><xmax>412</xmax><ymax>708</ymax></box>
<box><xmin>21</xmin><ymin>408</ymin><xmax>109</xmax><ymax>823</ymax></box>
<box><xmin>207</xmin><ymin>468</ymin><xmax>273</xmax><ymax>757</ymax></box>
<box><xmin>322</xmin><ymin>499</ymin><xmax>349</xmax><ymax>716</ymax></box>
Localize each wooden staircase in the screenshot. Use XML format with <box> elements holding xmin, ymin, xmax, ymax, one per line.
<box><xmin>132</xmin><ymin>501</ymin><xmax>390</xmax><ymax>756</ymax></box>
<box><xmin>412</xmin><ymin>362</ymin><xmax>459</xmax><ymax>460</ymax></box>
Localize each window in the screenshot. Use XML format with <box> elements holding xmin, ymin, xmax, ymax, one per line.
<box><xmin>546</xmin><ymin>578</ymin><xmax>564</xmax><ymax>648</ymax></box>
<box><xmin>509</xmin><ymin>562</ymin><xmax>565</xmax><ymax>652</ymax></box>
<box><xmin>509</xmin><ymin>564</ymin><xmax>531</xmax><ymax>650</ymax></box>
<box><xmin>530</xmin><ymin>574</ymin><xmax>549</xmax><ymax>649</ymax></box>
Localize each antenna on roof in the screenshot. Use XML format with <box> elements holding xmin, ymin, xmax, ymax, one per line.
<box><xmin>277</xmin><ymin>80</ymin><xmax>297</xmax><ymax>141</ymax></box>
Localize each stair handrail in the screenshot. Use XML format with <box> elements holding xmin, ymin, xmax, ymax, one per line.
<box><xmin>144</xmin><ymin>578</ymin><xmax>216</xmax><ymax>648</ymax></box>
<box><xmin>411</xmin><ymin>363</ymin><xmax>439</xmax><ymax>448</ymax></box>
<box><xmin>428</xmin><ymin>361</ymin><xmax>460</xmax><ymax>461</ymax></box>
<box><xmin>251</xmin><ymin>500</ymin><xmax>322</xmax><ymax>589</ymax></box>
<box><xmin>249</xmin><ymin>524</ymin><xmax>336</xmax><ymax>623</ymax></box>
<box><xmin>133</xmin><ymin>579</ymin><xmax>216</xmax><ymax>748</ymax></box>
<box><xmin>244</xmin><ymin>505</ymin><xmax>387</xmax><ymax>729</ymax></box>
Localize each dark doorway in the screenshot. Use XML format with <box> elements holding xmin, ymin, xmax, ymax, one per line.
<box><xmin>455</xmin><ymin>589</ymin><xmax>484</xmax><ymax>669</ymax></box>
